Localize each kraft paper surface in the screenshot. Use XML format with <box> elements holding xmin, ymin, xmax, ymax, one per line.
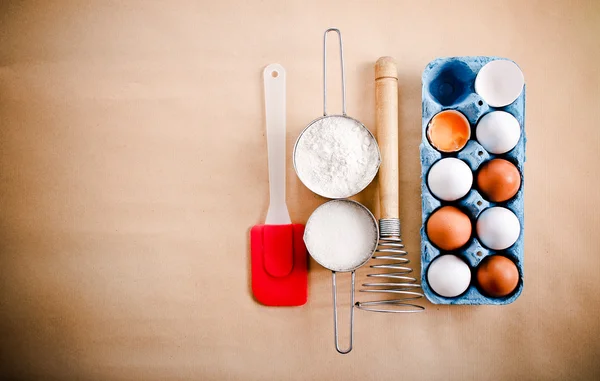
<box><xmin>1</xmin><ymin>1</ymin><xmax>599</xmax><ymax>380</ymax></box>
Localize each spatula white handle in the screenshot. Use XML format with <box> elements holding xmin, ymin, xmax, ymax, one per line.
<box><xmin>264</xmin><ymin>64</ymin><xmax>291</xmax><ymax>225</ymax></box>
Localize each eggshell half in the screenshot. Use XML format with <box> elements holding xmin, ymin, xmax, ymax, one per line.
<box><xmin>475</xmin><ymin>60</ymin><xmax>524</xmax><ymax>107</ymax></box>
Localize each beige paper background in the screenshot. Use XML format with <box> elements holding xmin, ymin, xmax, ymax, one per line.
<box><xmin>1</xmin><ymin>1</ymin><xmax>599</xmax><ymax>380</ymax></box>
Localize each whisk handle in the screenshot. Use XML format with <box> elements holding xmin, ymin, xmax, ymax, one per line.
<box><xmin>375</xmin><ymin>57</ymin><xmax>399</xmax><ymax>220</ymax></box>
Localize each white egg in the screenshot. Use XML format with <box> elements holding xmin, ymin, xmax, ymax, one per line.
<box><xmin>427</xmin><ymin>255</ymin><xmax>471</xmax><ymax>298</ymax></box>
<box><xmin>475</xmin><ymin>60</ymin><xmax>524</xmax><ymax>107</ymax></box>
<box><xmin>476</xmin><ymin>111</ymin><xmax>521</xmax><ymax>154</ymax></box>
<box><xmin>427</xmin><ymin>158</ymin><xmax>473</xmax><ymax>201</ymax></box>
<box><xmin>476</xmin><ymin>207</ymin><xmax>520</xmax><ymax>250</ymax></box>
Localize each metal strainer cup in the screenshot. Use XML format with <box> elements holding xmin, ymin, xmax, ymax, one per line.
<box><xmin>304</xmin><ymin>199</ymin><xmax>379</xmax><ymax>354</ymax></box>
<box><xmin>293</xmin><ymin>28</ymin><xmax>381</xmax><ymax>199</ymax></box>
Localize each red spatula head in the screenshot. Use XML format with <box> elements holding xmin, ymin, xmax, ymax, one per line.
<box><xmin>251</xmin><ymin>224</ymin><xmax>308</xmax><ymax>306</ymax></box>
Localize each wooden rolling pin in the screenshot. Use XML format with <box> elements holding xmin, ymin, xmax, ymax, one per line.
<box><xmin>375</xmin><ymin>57</ymin><xmax>399</xmax><ymax>219</ymax></box>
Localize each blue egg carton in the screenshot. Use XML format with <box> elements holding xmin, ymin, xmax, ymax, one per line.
<box><xmin>420</xmin><ymin>57</ymin><xmax>526</xmax><ymax>305</ymax></box>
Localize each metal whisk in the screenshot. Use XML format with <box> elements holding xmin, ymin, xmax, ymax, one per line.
<box><xmin>356</xmin><ymin>218</ymin><xmax>424</xmax><ymax>312</ymax></box>
<box><xmin>355</xmin><ymin>57</ymin><xmax>424</xmax><ymax>313</ymax></box>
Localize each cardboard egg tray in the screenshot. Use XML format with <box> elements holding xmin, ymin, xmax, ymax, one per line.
<box><xmin>420</xmin><ymin>56</ymin><xmax>526</xmax><ymax>305</ymax></box>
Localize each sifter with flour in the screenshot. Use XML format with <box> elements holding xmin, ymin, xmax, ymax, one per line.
<box><xmin>293</xmin><ymin>28</ymin><xmax>381</xmax><ymax>199</ymax></box>
<box><xmin>295</xmin><ymin>29</ymin><xmax>381</xmax><ymax>354</ymax></box>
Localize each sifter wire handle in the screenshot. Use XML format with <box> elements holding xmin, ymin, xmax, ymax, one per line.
<box><xmin>332</xmin><ymin>271</ymin><xmax>355</xmax><ymax>354</ymax></box>
<box><xmin>323</xmin><ymin>28</ymin><xmax>346</xmax><ymax>116</ymax></box>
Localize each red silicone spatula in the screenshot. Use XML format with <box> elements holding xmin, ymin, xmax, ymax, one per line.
<box><xmin>250</xmin><ymin>64</ymin><xmax>307</xmax><ymax>306</ymax></box>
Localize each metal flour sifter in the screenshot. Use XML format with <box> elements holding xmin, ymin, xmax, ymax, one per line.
<box><xmin>294</xmin><ymin>29</ymin><xmax>382</xmax><ymax>354</ymax></box>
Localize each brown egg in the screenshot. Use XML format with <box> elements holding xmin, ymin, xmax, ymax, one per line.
<box><xmin>427</xmin><ymin>110</ymin><xmax>471</xmax><ymax>152</ymax></box>
<box><xmin>426</xmin><ymin>206</ymin><xmax>472</xmax><ymax>250</ymax></box>
<box><xmin>476</xmin><ymin>255</ymin><xmax>519</xmax><ymax>297</ymax></box>
<box><xmin>477</xmin><ymin>159</ymin><xmax>521</xmax><ymax>202</ymax></box>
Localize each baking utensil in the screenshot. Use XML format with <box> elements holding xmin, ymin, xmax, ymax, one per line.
<box><xmin>292</xmin><ymin>28</ymin><xmax>381</xmax><ymax>199</ymax></box>
<box><xmin>304</xmin><ymin>199</ymin><xmax>378</xmax><ymax>354</ymax></box>
<box><xmin>251</xmin><ymin>64</ymin><xmax>307</xmax><ymax>307</ymax></box>
<box><xmin>356</xmin><ymin>57</ymin><xmax>424</xmax><ymax>313</ymax></box>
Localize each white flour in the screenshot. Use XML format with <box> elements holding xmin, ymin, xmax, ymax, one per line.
<box><xmin>294</xmin><ymin>116</ymin><xmax>380</xmax><ymax>198</ymax></box>
<box><xmin>304</xmin><ymin>200</ymin><xmax>378</xmax><ymax>271</ymax></box>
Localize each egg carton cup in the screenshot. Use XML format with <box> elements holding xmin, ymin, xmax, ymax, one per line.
<box><xmin>420</xmin><ymin>57</ymin><xmax>526</xmax><ymax>305</ymax></box>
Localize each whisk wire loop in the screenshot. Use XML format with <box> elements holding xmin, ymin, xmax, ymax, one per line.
<box><xmin>356</xmin><ymin>218</ymin><xmax>425</xmax><ymax>313</ymax></box>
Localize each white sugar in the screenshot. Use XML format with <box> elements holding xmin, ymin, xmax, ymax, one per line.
<box><xmin>294</xmin><ymin>116</ymin><xmax>380</xmax><ymax>198</ymax></box>
<box><xmin>304</xmin><ymin>200</ymin><xmax>378</xmax><ymax>272</ymax></box>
